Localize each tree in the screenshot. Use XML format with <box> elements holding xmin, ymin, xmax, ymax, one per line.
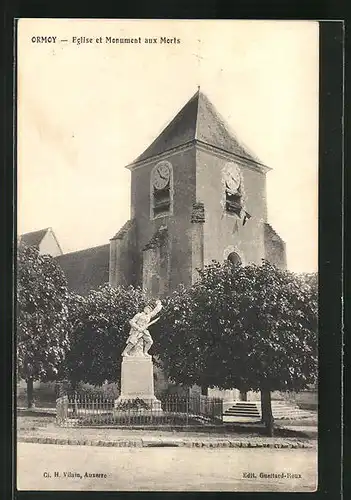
<box><xmin>62</xmin><ymin>285</ymin><xmax>149</xmax><ymax>387</ymax></box>
<box><xmin>298</xmin><ymin>272</ymin><xmax>318</xmax><ymax>301</ymax></box>
<box><xmin>153</xmin><ymin>260</ymin><xmax>318</xmax><ymax>436</ymax></box>
<box><xmin>17</xmin><ymin>243</ymin><xmax>71</xmax><ymax>408</ymax></box>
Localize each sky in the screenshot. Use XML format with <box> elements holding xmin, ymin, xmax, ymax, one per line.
<box><xmin>17</xmin><ymin>19</ymin><xmax>319</xmax><ymax>273</ymax></box>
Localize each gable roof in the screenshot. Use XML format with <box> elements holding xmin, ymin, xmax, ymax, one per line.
<box><xmin>264</xmin><ymin>223</ymin><xmax>286</xmax><ymax>244</ymax></box>
<box><xmin>110</xmin><ymin>219</ymin><xmax>135</xmax><ymax>241</ymax></box>
<box><xmin>128</xmin><ymin>90</ymin><xmax>265</xmax><ymax>167</ymax></box>
<box><xmin>19</xmin><ymin>227</ymin><xmax>63</xmax><ymax>255</ymax></box>
<box><xmin>55</xmin><ymin>244</ymin><xmax>110</xmax><ymax>296</ymax></box>
<box><xmin>143</xmin><ymin>226</ymin><xmax>168</xmax><ymax>251</ymax></box>
<box><xmin>19</xmin><ymin>228</ymin><xmax>50</xmax><ymax>248</ymax></box>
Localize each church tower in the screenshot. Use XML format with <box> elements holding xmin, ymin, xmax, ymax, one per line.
<box><xmin>109</xmin><ymin>90</ymin><xmax>286</xmax><ymax>295</ymax></box>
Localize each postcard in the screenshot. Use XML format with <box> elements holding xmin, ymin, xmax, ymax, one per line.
<box><xmin>16</xmin><ymin>18</ymin><xmax>319</xmax><ymax>492</ymax></box>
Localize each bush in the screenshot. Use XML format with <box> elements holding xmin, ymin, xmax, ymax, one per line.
<box><xmin>77</xmin><ymin>413</ymin><xmax>204</xmax><ymax>427</ymax></box>
<box><xmin>57</xmin><ymin>381</ymin><xmax>120</xmax><ymax>400</ymax></box>
<box><xmin>17</xmin><ymin>381</ymin><xmax>58</xmax><ymax>408</ymax></box>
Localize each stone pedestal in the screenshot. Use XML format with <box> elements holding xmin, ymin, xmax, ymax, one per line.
<box><xmin>114</xmin><ymin>355</ymin><xmax>161</xmax><ymax>410</ymax></box>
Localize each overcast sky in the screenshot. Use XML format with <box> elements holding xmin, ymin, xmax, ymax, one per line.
<box><xmin>17</xmin><ymin>19</ymin><xmax>319</xmax><ymax>273</ymax></box>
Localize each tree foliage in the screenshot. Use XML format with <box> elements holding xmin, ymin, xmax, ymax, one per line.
<box><xmin>17</xmin><ymin>243</ymin><xmax>71</xmax><ymax>405</ymax></box>
<box><xmin>154</xmin><ymin>261</ymin><xmax>317</xmax><ymax>390</ymax></box>
<box><xmin>63</xmin><ymin>285</ymin><xmax>149</xmax><ymax>386</ymax></box>
<box><xmin>152</xmin><ymin>260</ymin><xmax>318</xmax><ymax>433</ymax></box>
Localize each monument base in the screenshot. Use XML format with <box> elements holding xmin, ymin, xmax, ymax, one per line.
<box><xmin>114</xmin><ymin>355</ymin><xmax>162</xmax><ymax>412</ymax></box>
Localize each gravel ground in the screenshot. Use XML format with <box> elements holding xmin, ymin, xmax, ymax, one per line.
<box><xmin>17</xmin><ymin>425</ymin><xmax>316</xmax><ymax>448</ymax></box>
<box><xmin>17</xmin><ymin>443</ymin><xmax>318</xmax><ymax>491</ymax></box>
<box><xmin>17</xmin><ymin>417</ymin><xmax>316</xmax><ymax>449</ymax></box>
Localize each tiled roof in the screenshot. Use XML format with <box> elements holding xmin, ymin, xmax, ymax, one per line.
<box><xmin>130</xmin><ymin>90</ymin><xmax>264</xmax><ymax>166</ymax></box>
<box><xmin>110</xmin><ymin>219</ymin><xmax>135</xmax><ymax>241</ymax></box>
<box><xmin>19</xmin><ymin>228</ymin><xmax>50</xmax><ymax>247</ymax></box>
<box><xmin>143</xmin><ymin>226</ymin><xmax>168</xmax><ymax>251</ymax></box>
<box><xmin>264</xmin><ymin>223</ymin><xmax>285</xmax><ymax>244</ymax></box>
<box><xmin>55</xmin><ymin>244</ymin><xmax>110</xmax><ymax>296</ymax></box>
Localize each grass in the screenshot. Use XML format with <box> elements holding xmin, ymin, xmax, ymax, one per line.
<box><xmin>17</xmin><ymin>415</ymin><xmax>56</xmax><ymax>431</ymax></box>
<box><xmin>275</xmin><ymin>417</ymin><xmax>317</xmax><ymax>427</ymax></box>
<box><xmin>17</xmin><ymin>398</ymin><xmax>57</xmax><ymax>409</ymax></box>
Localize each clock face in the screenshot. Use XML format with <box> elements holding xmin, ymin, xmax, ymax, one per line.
<box><xmin>152</xmin><ymin>161</ymin><xmax>171</xmax><ymax>190</ymax></box>
<box><xmin>223</xmin><ymin>162</ymin><xmax>241</xmax><ymax>193</ymax></box>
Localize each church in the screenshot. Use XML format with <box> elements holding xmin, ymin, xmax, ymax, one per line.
<box><xmin>20</xmin><ymin>89</ymin><xmax>287</xmax><ymax>403</ymax></box>
<box><xmin>46</xmin><ymin>89</ymin><xmax>286</xmax><ymax>296</ymax></box>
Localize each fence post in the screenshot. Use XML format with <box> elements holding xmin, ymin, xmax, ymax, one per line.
<box><xmin>74</xmin><ymin>391</ymin><xmax>78</xmax><ymax>416</ymax></box>
<box><xmin>82</xmin><ymin>394</ymin><xmax>91</xmax><ymax>423</ymax></box>
<box><xmin>65</xmin><ymin>395</ymin><xmax>69</xmax><ymax>422</ymax></box>
<box><xmin>55</xmin><ymin>392</ymin><xmax>224</xmax><ymax>428</ymax></box>
<box><xmin>56</xmin><ymin>397</ymin><xmax>62</xmax><ymax>424</ymax></box>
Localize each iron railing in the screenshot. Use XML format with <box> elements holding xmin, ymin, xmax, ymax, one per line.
<box><xmin>56</xmin><ymin>394</ymin><xmax>223</xmax><ymax>427</ymax></box>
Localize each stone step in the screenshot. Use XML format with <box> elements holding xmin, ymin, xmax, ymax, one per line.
<box><xmin>223</xmin><ymin>411</ymin><xmax>261</xmax><ymax>418</ymax></box>
<box><xmin>225</xmin><ymin>408</ymin><xmax>260</xmax><ymax>413</ymax></box>
<box><xmin>224</xmin><ymin>411</ymin><xmax>260</xmax><ymax>417</ymax></box>
<box><xmin>225</xmin><ymin>407</ymin><xmax>260</xmax><ymax>413</ymax></box>
<box><xmin>222</xmin><ymin>401</ymin><xmax>315</xmax><ymax>421</ymax></box>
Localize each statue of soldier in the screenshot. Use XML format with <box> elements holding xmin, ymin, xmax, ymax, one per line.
<box><xmin>122</xmin><ymin>300</ymin><xmax>163</xmax><ymax>358</ymax></box>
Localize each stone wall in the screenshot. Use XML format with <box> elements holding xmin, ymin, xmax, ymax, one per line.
<box><xmin>264</xmin><ymin>223</ymin><xmax>287</xmax><ymax>269</ymax></box>
<box><xmin>196</xmin><ymin>147</ymin><xmax>267</xmax><ymax>267</ymax></box>
<box><xmin>39</xmin><ymin>230</ymin><xmax>62</xmax><ymax>257</ymax></box>
<box><xmin>130</xmin><ymin>147</ymin><xmax>197</xmax><ymax>293</ymax></box>
<box><xmin>109</xmin><ymin>219</ymin><xmax>138</xmax><ymax>287</ymax></box>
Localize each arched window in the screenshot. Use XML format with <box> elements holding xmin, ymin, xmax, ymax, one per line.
<box><xmin>227</xmin><ymin>251</ymin><xmax>242</xmax><ymax>266</ymax></box>
<box><xmin>150</xmin><ymin>160</ymin><xmax>173</xmax><ymax>218</ymax></box>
